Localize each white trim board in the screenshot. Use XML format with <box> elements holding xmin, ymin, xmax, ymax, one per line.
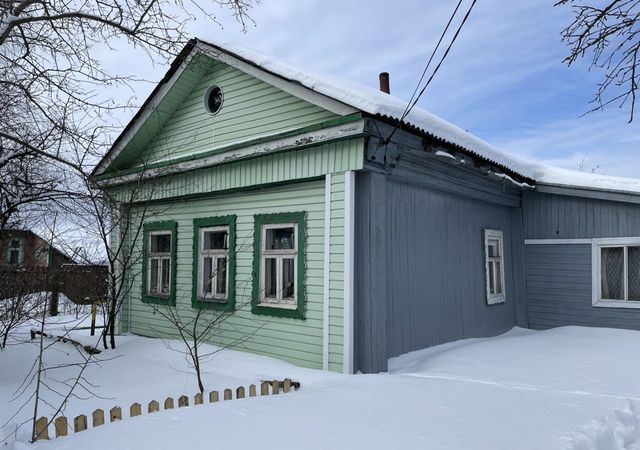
<box><xmin>343</xmin><ymin>171</ymin><xmax>355</xmax><ymax>374</ymax></box>
<box><xmin>524</xmin><ymin>239</ymin><xmax>592</xmax><ymax>245</ymax></box>
<box><xmin>322</xmin><ymin>173</ymin><xmax>332</xmax><ymax>371</ymax></box>
<box><xmin>97</xmin><ymin>120</ymin><xmax>364</xmax><ymax>187</ymax></box>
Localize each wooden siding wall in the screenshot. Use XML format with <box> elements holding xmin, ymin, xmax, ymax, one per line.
<box><xmin>129</xmin><ymin>59</ymin><xmax>338</xmax><ymax>168</ymax></box>
<box><xmin>355</xmin><ymin>165</ymin><xmax>526</xmax><ymax>373</ymax></box>
<box><xmin>120</xmin><ymin>178</ymin><xmax>346</xmax><ymax>372</ymax></box>
<box><xmin>523</xmin><ymin>190</ymin><xmax>640</xmax><ymax>330</ymax></box>
<box><xmin>112</xmin><ymin>139</ymin><xmax>364</xmax><ymax>204</ymax></box>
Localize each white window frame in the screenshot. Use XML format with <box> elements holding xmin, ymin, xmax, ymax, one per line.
<box><xmin>592</xmin><ymin>237</ymin><xmax>640</xmax><ymax>309</ymax></box>
<box><xmin>198</xmin><ymin>225</ymin><xmax>229</xmax><ymax>301</ymax></box>
<box><xmin>147</xmin><ymin>230</ymin><xmax>172</xmax><ymax>297</ymax></box>
<box><xmin>484</xmin><ymin>229</ymin><xmax>506</xmax><ymax>305</ymax></box>
<box><xmin>259</xmin><ymin>223</ymin><xmax>298</xmax><ymax>308</ymax></box>
<box><xmin>7</xmin><ymin>238</ymin><xmax>23</xmax><ymax>266</ymax></box>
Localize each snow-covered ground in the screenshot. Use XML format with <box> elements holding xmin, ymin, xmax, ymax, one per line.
<box><xmin>3</xmin><ymin>321</ymin><xmax>640</xmax><ymax>450</ymax></box>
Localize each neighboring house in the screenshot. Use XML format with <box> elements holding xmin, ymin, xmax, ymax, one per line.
<box><xmin>0</xmin><ymin>230</ymin><xmax>72</xmax><ymax>269</ymax></box>
<box><xmin>92</xmin><ymin>39</ymin><xmax>640</xmax><ymax>374</ymax></box>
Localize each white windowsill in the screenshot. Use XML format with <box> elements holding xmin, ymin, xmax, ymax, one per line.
<box><xmin>258</xmin><ymin>301</ymin><xmax>297</xmax><ymax>310</ymax></box>
<box><xmin>593</xmin><ymin>299</ymin><xmax>640</xmax><ymax>309</ymax></box>
<box><xmin>487</xmin><ymin>294</ymin><xmax>506</xmax><ymax>305</ymax></box>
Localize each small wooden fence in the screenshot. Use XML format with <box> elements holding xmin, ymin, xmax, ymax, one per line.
<box><xmin>34</xmin><ymin>379</ymin><xmax>297</xmax><ymax>440</ymax></box>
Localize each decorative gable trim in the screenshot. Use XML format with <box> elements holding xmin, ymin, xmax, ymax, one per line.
<box><xmin>93</xmin><ymin>39</ymin><xmax>358</xmax><ymax>177</ymax></box>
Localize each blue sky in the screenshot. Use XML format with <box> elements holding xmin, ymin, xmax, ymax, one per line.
<box><xmin>104</xmin><ymin>0</ymin><xmax>640</xmax><ymax>178</ymax></box>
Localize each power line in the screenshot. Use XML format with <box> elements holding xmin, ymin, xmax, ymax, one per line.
<box><xmin>384</xmin><ymin>0</ymin><xmax>479</xmax><ymax>145</ymax></box>
<box><xmin>400</xmin><ymin>0</ymin><xmax>465</xmax><ymax>121</ymax></box>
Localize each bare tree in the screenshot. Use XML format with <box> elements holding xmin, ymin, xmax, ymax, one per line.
<box><xmin>0</xmin><ymin>0</ymin><xmax>258</xmax><ymax>228</ymax></box>
<box><xmin>558</xmin><ymin>0</ymin><xmax>640</xmax><ymax>121</ymax></box>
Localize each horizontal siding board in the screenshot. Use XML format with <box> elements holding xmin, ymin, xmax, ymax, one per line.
<box><xmin>119</xmin><ymin>178</ymin><xmax>348</xmax><ymax>370</ymax></box>
<box><xmin>524</xmin><ymin>244</ymin><xmax>640</xmax><ymax>331</ymax></box>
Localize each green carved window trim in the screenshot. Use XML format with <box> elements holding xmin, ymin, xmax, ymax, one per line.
<box><xmin>141</xmin><ymin>221</ymin><xmax>178</xmax><ymax>306</ymax></box>
<box><xmin>252</xmin><ymin>211</ymin><xmax>306</xmax><ymax>320</ymax></box>
<box><xmin>192</xmin><ymin>215</ymin><xmax>237</xmax><ymax>311</ymax></box>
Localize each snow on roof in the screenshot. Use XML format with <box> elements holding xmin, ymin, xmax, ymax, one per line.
<box><xmin>201</xmin><ymin>39</ymin><xmax>640</xmax><ymax>196</ymax></box>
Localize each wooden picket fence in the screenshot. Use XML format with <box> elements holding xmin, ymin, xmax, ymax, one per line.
<box><xmin>34</xmin><ymin>379</ymin><xmax>297</xmax><ymax>440</ymax></box>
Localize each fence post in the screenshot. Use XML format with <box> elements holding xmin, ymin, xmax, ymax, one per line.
<box><xmin>194</xmin><ymin>393</ymin><xmax>203</xmax><ymax>405</ymax></box>
<box><xmin>178</xmin><ymin>395</ymin><xmax>189</xmax><ymax>407</ymax></box>
<box><xmin>130</xmin><ymin>402</ymin><xmax>142</xmax><ymax>417</ymax></box>
<box><xmin>92</xmin><ymin>409</ymin><xmax>105</xmax><ymax>427</ymax></box>
<box><xmin>164</xmin><ymin>397</ymin><xmax>174</xmax><ymax>410</ymax></box>
<box><xmin>74</xmin><ymin>415</ymin><xmax>87</xmax><ymax>433</ymax></box>
<box><xmin>272</xmin><ymin>380</ymin><xmax>279</xmax><ymax>395</ymax></box>
<box><xmin>236</xmin><ymin>386</ymin><xmax>245</xmax><ymax>399</ymax></box>
<box><xmin>90</xmin><ymin>304</ymin><xmax>97</xmax><ymax>336</ymax></box>
<box><xmin>109</xmin><ymin>406</ymin><xmax>122</xmax><ymax>422</ymax></box>
<box><xmin>249</xmin><ymin>384</ymin><xmax>257</xmax><ymax>397</ymax></box>
<box><xmin>209</xmin><ymin>391</ymin><xmax>219</xmax><ymax>403</ymax></box>
<box><xmin>54</xmin><ymin>416</ymin><xmax>68</xmax><ymax>438</ymax></box>
<box><xmin>260</xmin><ymin>381</ymin><xmax>269</xmax><ymax>396</ymax></box>
<box><xmin>148</xmin><ymin>400</ymin><xmax>160</xmax><ymax>413</ymax></box>
<box><xmin>223</xmin><ymin>388</ymin><xmax>232</xmax><ymax>401</ymax></box>
<box><xmin>283</xmin><ymin>379</ymin><xmax>291</xmax><ymax>393</ymax></box>
<box><xmin>34</xmin><ymin>417</ymin><xmax>49</xmax><ymax>440</ymax></box>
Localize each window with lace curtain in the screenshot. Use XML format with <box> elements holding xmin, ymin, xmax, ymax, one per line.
<box><xmin>594</xmin><ymin>239</ymin><xmax>640</xmax><ymax>308</ymax></box>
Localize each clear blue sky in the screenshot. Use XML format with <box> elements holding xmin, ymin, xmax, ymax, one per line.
<box><xmin>103</xmin><ymin>0</ymin><xmax>640</xmax><ymax>178</ymax></box>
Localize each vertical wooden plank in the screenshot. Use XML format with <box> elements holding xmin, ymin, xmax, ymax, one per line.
<box><xmin>260</xmin><ymin>381</ymin><xmax>269</xmax><ymax>396</ymax></box>
<box><xmin>34</xmin><ymin>417</ymin><xmax>49</xmax><ymax>440</ymax></box>
<box><xmin>148</xmin><ymin>400</ymin><xmax>159</xmax><ymax>413</ymax></box>
<box><xmin>194</xmin><ymin>393</ymin><xmax>203</xmax><ymax>405</ymax></box>
<box><xmin>73</xmin><ymin>415</ymin><xmax>87</xmax><ymax>433</ymax></box>
<box><xmin>249</xmin><ymin>384</ymin><xmax>257</xmax><ymax>397</ymax></box>
<box><xmin>178</xmin><ymin>395</ymin><xmax>189</xmax><ymax>407</ymax></box>
<box><xmin>271</xmin><ymin>380</ymin><xmax>279</xmax><ymax>395</ymax></box>
<box><xmin>130</xmin><ymin>402</ymin><xmax>142</xmax><ymax>417</ymax></box>
<box><xmin>54</xmin><ymin>416</ymin><xmax>68</xmax><ymax>438</ymax></box>
<box><xmin>209</xmin><ymin>391</ymin><xmax>219</xmax><ymax>403</ymax></box>
<box><xmin>236</xmin><ymin>386</ymin><xmax>245</xmax><ymax>399</ymax></box>
<box><xmin>109</xmin><ymin>406</ymin><xmax>122</xmax><ymax>422</ymax></box>
<box><xmin>223</xmin><ymin>389</ymin><xmax>232</xmax><ymax>401</ymax></box>
<box><xmin>283</xmin><ymin>379</ymin><xmax>291</xmax><ymax>393</ymax></box>
<box><xmin>164</xmin><ymin>398</ymin><xmax>174</xmax><ymax>410</ymax></box>
<box><xmin>92</xmin><ymin>409</ymin><xmax>105</xmax><ymax>427</ymax></box>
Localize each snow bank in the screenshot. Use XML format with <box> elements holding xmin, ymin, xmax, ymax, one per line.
<box><xmin>560</xmin><ymin>401</ymin><xmax>640</xmax><ymax>450</ymax></box>
<box><xmin>200</xmin><ymin>39</ymin><xmax>640</xmax><ymax>195</ymax></box>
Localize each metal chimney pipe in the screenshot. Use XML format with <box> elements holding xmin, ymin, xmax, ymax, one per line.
<box><xmin>379</xmin><ymin>72</ymin><xmax>390</xmax><ymax>94</ymax></box>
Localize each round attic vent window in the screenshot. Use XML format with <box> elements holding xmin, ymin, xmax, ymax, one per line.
<box><xmin>204</xmin><ymin>85</ymin><xmax>224</xmax><ymax>115</ymax></box>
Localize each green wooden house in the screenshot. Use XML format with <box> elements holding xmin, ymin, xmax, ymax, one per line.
<box><xmin>94</xmin><ymin>39</ymin><xmax>364</xmax><ymax>373</ymax></box>
<box><xmin>94</xmin><ymin>39</ymin><xmax>640</xmax><ymax>375</ymax></box>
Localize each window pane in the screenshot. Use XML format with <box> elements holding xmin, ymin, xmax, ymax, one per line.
<box><xmin>216</xmin><ymin>257</ymin><xmax>227</xmax><ymax>295</ymax></box>
<box><xmin>282</xmin><ymin>257</ymin><xmax>295</xmax><ymax>299</ymax></box>
<box><xmin>204</xmin><ymin>230</ymin><xmax>228</xmax><ymax>250</ymax></box>
<box><xmin>10</xmin><ymin>240</ymin><xmax>20</xmax><ymax>249</ymax></box>
<box><xmin>495</xmin><ymin>261</ymin><xmax>502</xmax><ymax>295</ymax></box>
<box><xmin>265</xmin><ymin>227</ymin><xmax>295</xmax><ymax>250</ymax></box>
<box><xmin>488</xmin><ymin>262</ymin><xmax>495</xmax><ymax>294</ymax></box>
<box><xmin>601</xmin><ymin>247</ymin><xmax>624</xmax><ymax>300</ymax></box>
<box><xmin>150</xmin><ymin>259</ymin><xmax>159</xmax><ymax>293</ymax></box>
<box><xmin>488</xmin><ymin>239</ymin><xmax>500</xmax><ymax>257</ymax></box>
<box><xmin>629</xmin><ymin>247</ymin><xmax>640</xmax><ymax>301</ymax></box>
<box><xmin>9</xmin><ymin>250</ymin><xmax>18</xmax><ymax>265</ymax></box>
<box><xmin>151</xmin><ymin>233</ymin><xmax>171</xmax><ymax>253</ymax></box>
<box><xmin>264</xmin><ymin>258</ymin><xmax>277</xmax><ymax>298</ymax></box>
<box><xmin>161</xmin><ymin>257</ymin><xmax>170</xmax><ymax>294</ymax></box>
<box><xmin>202</xmin><ymin>257</ymin><xmax>213</xmax><ymax>294</ymax></box>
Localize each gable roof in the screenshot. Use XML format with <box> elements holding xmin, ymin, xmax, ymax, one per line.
<box><xmin>94</xmin><ymin>38</ymin><xmax>640</xmax><ymax>196</ymax></box>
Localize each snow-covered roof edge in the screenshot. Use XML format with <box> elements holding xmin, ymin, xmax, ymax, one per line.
<box><xmin>95</xmin><ymin>38</ymin><xmax>640</xmax><ymax>196</ymax></box>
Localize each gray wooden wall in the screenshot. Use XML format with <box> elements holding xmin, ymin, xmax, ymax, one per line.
<box><xmin>523</xmin><ymin>190</ymin><xmax>640</xmax><ymax>331</ymax></box>
<box><xmin>354</xmin><ymin>157</ymin><xmax>527</xmax><ymax>373</ymax></box>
